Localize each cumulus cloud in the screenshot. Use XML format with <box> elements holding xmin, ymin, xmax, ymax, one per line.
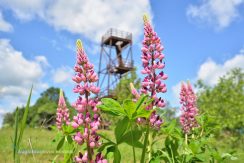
<box><xmin>0</xmin><ymin>0</ymin><xmax>47</xmax><ymax>21</ymax></box>
<box><xmin>187</xmin><ymin>0</ymin><xmax>244</xmax><ymax>29</ymax></box>
<box><xmin>52</xmin><ymin>66</ymin><xmax>73</xmax><ymax>84</ymax></box>
<box><xmin>35</xmin><ymin>55</ymin><xmax>49</xmax><ymax>67</ymax></box>
<box><xmin>0</xmin><ymin>39</ymin><xmax>48</xmax><ymax>112</ymax></box>
<box><xmin>172</xmin><ymin>82</ymin><xmax>182</xmax><ymax>106</ymax></box>
<box><xmin>171</xmin><ymin>49</ymin><xmax>244</xmax><ymax>106</ymax></box>
<box><xmin>197</xmin><ymin>50</ymin><xmax>244</xmax><ymax>85</ymax></box>
<box><xmin>0</xmin><ymin>11</ymin><xmax>13</xmax><ymax>32</ymax></box>
<box><xmin>0</xmin><ymin>0</ymin><xmax>152</xmax><ymax>42</ymax></box>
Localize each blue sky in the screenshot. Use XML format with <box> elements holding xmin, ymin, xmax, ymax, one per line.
<box><xmin>0</xmin><ymin>0</ymin><xmax>244</xmax><ymax>125</ymax></box>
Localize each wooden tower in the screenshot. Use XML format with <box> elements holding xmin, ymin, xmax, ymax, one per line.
<box><xmin>97</xmin><ymin>28</ymin><xmax>134</xmax><ymax>98</ymax></box>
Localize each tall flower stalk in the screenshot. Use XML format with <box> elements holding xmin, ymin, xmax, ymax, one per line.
<box><xmin>179</xmin><ymin>82</ymin><xmax>199</xmax><ymax>144</ymax></box>
<box><xmin>56</xmin><ymin>89</ymin><xmax>70</xmax><ymax>130</ymax></box>
<box><xmin>138</xmin><ymin>15</ymin><xmax>167</xmax><ymax>162</ymax></box>
<box><xmin>71</xmin><ymin>40</ymin><xmax>106</xmax><ymax>163</ymax></box>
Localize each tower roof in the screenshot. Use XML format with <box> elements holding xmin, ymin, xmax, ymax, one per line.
<box><xmin>101</xmin><ymin>28</ymin><xmax>132</xmax><ymax>47</ymax></box>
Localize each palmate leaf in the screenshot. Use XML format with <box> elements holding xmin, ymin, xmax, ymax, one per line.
<box><xmin>134</xmin><ymin>108</ymin><xmax>153</xmax><ymax>119</ymax></box>
<box><xmin>113</xmin><ymin>146</ymin><xmax>121</xmax><ymax>163</ymax></box>
<box><xmin>135</xmin><ymin>94</ymin><xmax>153</xmax><ymax>111</ymax></box>
<box><xmin>98</xmin><ymin>142</ymin><xmax>114</xmax><ymax>152</ymax></box>
<box><xmin>123</xmin><ymin>100</ymin><xmax>136</xmax><ymax>119</ymax></box>
<box><xmin>98</xmin><ymin>98</ymin><xmax>125</xmax><ymax>116</ymax></box>
<box><xmin>115</xmin><ymin>117</ymin><xmax>129</xmax><ymax>143</ymax></box>
<box><xmin>56</xmin><ymin>136</ymin><xmax>65</xmax><ymax>151</ymax></box>
<box><xmin>120</xmin><ymin>128</ymin><xmax>143</xmax><ymax>148</ymax></box>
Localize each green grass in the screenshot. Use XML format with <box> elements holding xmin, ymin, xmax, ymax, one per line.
<box><xmin>0</xmin><ymin>127</ymin><xmax>244</xmax><ymax>163</ymax></box>
<box><xmin>0</xmin><ymin>127</ymin><xmax>58</xmax><ymax>163</ymax></box>
<box><xmin>0</xmin><ymin>128</ymin><xmax>144</xmax><ymax>163</ymax></box>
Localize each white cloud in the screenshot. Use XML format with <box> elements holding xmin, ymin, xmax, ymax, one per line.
<box><xmin>0</xmin><ymin>11</ymin><xmax>13</xmax><ymax>32</ymax></box>
<box><xmin>187</xmin><ymin>0</ymin><xmax>244</xmax><ymax>29</ymax></box>
<box><xmin>171</xmin><ymin>49</ymin><xmax>244</xmax><ymax>107</ymax></box>
<box><xmin>0</xmin><ymin>0</ymin><xmax>47</xmax><ymax>21</ymax></box>
<box><xmin>35</xmin><ymin>55</ymin><xmax>49</xmax><ymax>67</ymax></box>
<box><xmin>52</xmin><ymin>66</ymin><xmax>73</xmax><ymax>84</ymax></box>
<box><xmin>197</xmin><ymin>50</ymin><xmax>244</xmax><ymax>85</ymax></box>
<box><xmin>0</xmin><ymin>0</ymin><xmax>152</xmax><ymax>43</ymax></box>
<box><xmin>172</xmin><ymin>82</ymin><xmax>182</xmax><ymax>106</ymax></box>
<box><xmin>0</xmin><ymin>39</ymin><xmax>48</xmax><ymax>112</ymax></box>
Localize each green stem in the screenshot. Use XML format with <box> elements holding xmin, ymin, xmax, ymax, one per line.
<box><xmin>85</xmin><ymin>92</ymin><xmax>92</xmax><ymax>162</ymax></box>
<box><xmin>148</xmin><ymin>132</ymin><xmax>152</xmax><ymax>161</ymax></box>
<box><xmin>185</xmin><ymin>134</ymin><xmax>188</xmax><ymax>145</ymax></box>
<box><xmin>141</xmin><ymin>122</ymin><xmax>150</xmax><ymax>163</ymax></box>
<box><xmin>130</xmin><ymin>124</ymin><xmax>136</xmax><ymax>163</ymax></box>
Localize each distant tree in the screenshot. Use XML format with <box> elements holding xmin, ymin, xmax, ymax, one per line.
<box><xmin>2</xmin><ymin>87</ymin><xmax>72</xmax><ymax>128</ymax></box>
<box><xmin>156</xmin><ymin>102</ymin><xmax>178</xmax><ymax>123</ymax></box>
<box><xmin>2</xmin><ymin>112</ymin><xmax>15</xmax><ymax>127</ymax></box>
<box><xmin>112</xmin><ymin>68</ymin><xmax>140</xmax><ymax>103</ymax></box>
<box><xmin>196</xmin><ymin>68</ymin><xmax>244</xmax><ymax>136</ymax></box>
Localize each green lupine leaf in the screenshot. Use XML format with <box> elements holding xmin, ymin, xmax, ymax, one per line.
<box><xmin>98</xmin><ymin>142</ymin><xmax>114</xmax><ymax>152</ymax></box>
<box><xmin>66</xmin><ymin>135</ymin><xmax>73</xmax><ymax>144</ymax></box>
<box><xmin>115</xmin><ymin>117</ymin><xmax>129</xmax><ymax>143</ymax></box>
<box><xmin>113</xmin><ymin>146</ymin><xmax>121</xmax><ymax>163</ymax></box>
<box><xmin>98</xmin><ymin>98</ymin><xmax>125</xmax><ymax>116</ymax></box>
<box><xmin>123</xmin><ymin>99</ymin><xmax>136</xmax><ymax>119</ymax></box>
<box><xmin>98</xmin><ymin>133</ymin><xmax>115</xmax><ymax>144</ymax></box>
<box><xmin>135</xmin><ymin>94</ymin><xmax>149</xmax><ymax>111</ymax></box>
<box><xmin>135</xmin><ymin>108</ymin><xmax>153</xmax><ymax>119</ymax></box>
<box><xmin>57</xmin><ymin>136</ymin><xmax>65</xmax><ymax>150</ymax></box>
<box><xmin>120</xmin><ymin>128</ymin><xmax>143</xmax><ymax>148</ymax></box>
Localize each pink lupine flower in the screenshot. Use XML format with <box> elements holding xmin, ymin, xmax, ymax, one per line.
<box><xmin>56</xmin><ymin>89</ymin><xmax>70</xmax><ymax>130</ymax></box>
<box><xmin>179</xmin><ymin>82</ymin><xmax>199</xmax><ymax>134</ymax></box>
<box><xmin>95</xmin><ymin>153</ymin><xmax>108</xmax><ymax>163</ymax></box>
<box><xmin>72</xmin><ymin>40</ymin><xmax>106</xmax><ymax>162</ymax></box>
<box><xmin>131</xmin><ymin>15</ymin><xmax>167</xmax><ymax>129</ymax></box>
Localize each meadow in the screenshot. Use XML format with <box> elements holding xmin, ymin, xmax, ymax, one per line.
<box><xmin>1</xmin><ymin>12</ymin><xmax>244</xmax><ymax>163</ymax></box>
<box><xmin>0</xmin><ymin>127</ymin><xmax>244</xmax><ymax>163</ymax></box>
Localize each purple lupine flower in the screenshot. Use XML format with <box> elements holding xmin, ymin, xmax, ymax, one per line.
<box><xmin>72</xmin><ymin>40</ymin><xmax>106</xmax><ymax>162</ymax></box>
<box><xmin>179</xmin><ymin>82</ymin><xmax>199</xmax><ymax>134</ymax></box>
<box><xmin>56</xmin><ymin>89</ymin><xmax>70</xmax><ymax>130</ymax></box>
<box><xmin>131</xmin><ymin>15</ymin><xmax>167</xmax><ymax>129</ymax></box>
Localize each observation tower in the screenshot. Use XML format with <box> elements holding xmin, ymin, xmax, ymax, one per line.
<box><xmin>97</xmin><ymin>28</ymin><xmax>134</xmax><ymax>98</ymax></box>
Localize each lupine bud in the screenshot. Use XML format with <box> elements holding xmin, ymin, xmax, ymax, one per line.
<box><xmin>179</xmin><ymin>82</ymin><xmax>199</xmax><ymax>134</ymax></box>
<box><xmin>56</xmin><ymin>89</ymin><xmax>70</xmax><ymax>130</ymax></box>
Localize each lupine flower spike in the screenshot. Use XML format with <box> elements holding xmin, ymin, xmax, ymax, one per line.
<box><xmin>72</xmin><ymin>39</ymin><xmax>106</xmax><ymax>163</ymax></box>
<box><xmin>180</xmin><ymin>81</ymin><xmax>199</xmax><ymax>134</ymax></box>
<box><xmin>131</xmin><ymin>14</ymin><xmax>168</xmax><ymax>129</ymax></box>
<box><xmin>56</xmin><ymin>89</ymin><xmax>70</xmax><ymax>130</ymax></box>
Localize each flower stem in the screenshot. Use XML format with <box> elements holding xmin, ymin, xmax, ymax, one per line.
<box><xmin>141</xmin><ymin>122</ymin><xmax>150</xmax><ymax>163</ymax></box>
<box><xmin>130</xmin><ymin>123</ymin><xmax>136</xmax><ymax>163</ymax></box>
<box><xmin>148</xmin><ymin>132</ymin><xmax>152</xmax><ymax>161</ymax></box>
<box><xmin>185</xmin><ymin>133</ymin><xmax>188</xmax><ymax>145</ymax></box>
<box><xmin>85</xmin><ymin>93</ymin><xmax>92</xmax><ymax>162</ymax></box>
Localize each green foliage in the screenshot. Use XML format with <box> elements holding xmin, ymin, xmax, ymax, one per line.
<box><xmin>150</xmin><ymin>114</ymin><xmax>237</xmax><ymax>163</ymax></box>
<box><xmin>97</xmin><ymin>95</ymin><xmax>153</xmax><ymax>162</ymax></box>
<box><xmin>196</xmin><ymin>68</ymin><xmax>244</xmax><ymax>136</ymax></box>
<box><xmin>51</xmin><ymin>125</ymin><xmax>77</xmax><ymax>163</ymax></box>
<box><xmin>98</xmin><ymin>95</ymin><xmax>153</xmax><ymax>120</ymax></box>
<box><xmin>3</xmin><ymin>87</ymin><xmax>72</xmax><ymax>128</ymax></box>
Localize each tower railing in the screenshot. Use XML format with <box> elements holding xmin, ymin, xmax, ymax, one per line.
<box><xmin>102</xmin><ymin>28</ymin><xmax>132</xmax><ymax>43</ymax></box>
